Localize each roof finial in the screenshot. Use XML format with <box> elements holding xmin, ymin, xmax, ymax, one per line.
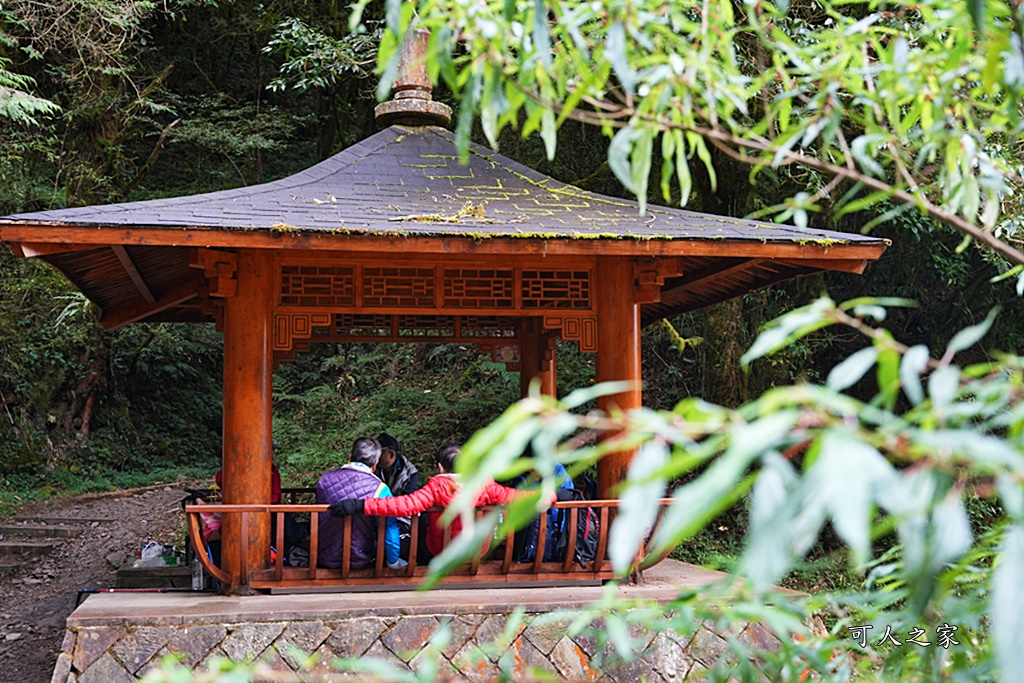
<box><xmin>375</xmin><ymin>28</ymin><xmax>452</xmax><ymax>127</ymax></box>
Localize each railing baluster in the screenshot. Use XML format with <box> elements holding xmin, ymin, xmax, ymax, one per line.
<box><xmin>375</xmin><ymin>514</ymin><xmax>386</xmax><ymax>576</ymax></box>
<box><xmin>239</xmin><ymin>511</ymin><xmax>249</xmax><ymax>586</ymax></box>
<box><xmin>309</xmin><ymin>512</ymin><xmax>319</xmax><ymax>580</ymax></box>
<box><xmin>593</xmin><ymin>506</ymin><xmax>610</xmax><ymax>574</ymax></box>
<box><xmin>407</xmin><ymin>512</ymin><xmax>419</xmax><ymax>576</ymax></box>
<box><xmin>500</xmin><ymin>523</ymin><xmax>515</xmax><ymax>574</ymax></box>
<box><xmin>274</xmin><ymin>510</ymin><xmax>285</xmax><ymax>581</ymax></box>
<box><xmin>562</xmin><ymin>506</ymin><xmax>578</xmax><ymax>572</ymax></box>
<box><xmin>341</xmin><ymin>517</ymin><xmax>351</xmax><ymax>580</ymax></box>
<box><xmin>532</xmin><ymin>512</ymin><xmax>546</xmax><ymax>574</ymax></box>
<box><xmin>470</xmin><ymin>510</ymin><xmax>482</xmax><ymax>575</ymax></box>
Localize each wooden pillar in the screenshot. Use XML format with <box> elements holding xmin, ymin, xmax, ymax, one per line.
<box><xmin>540</xmin><ymin>344</ymin><xmax>557</xmax><ymax>398</ymax></box>
<box><xmin>519</xmin><ymin>319</ymin><xmax>557</xmax><ymax>398</ymax></box>
<box><xmin>595</xmin><ymin>256</ymin><xmax>641</xmax><ymax>498</ymax></box>
<box><xmin>221</xmin><ymin>249</ymin><xmax>274</xmax><ymax>593</ymax></box>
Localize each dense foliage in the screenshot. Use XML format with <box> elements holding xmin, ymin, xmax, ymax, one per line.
<box><xmin>3</xmin><ymin>0</ymin><xmax>1024</xmax><ymax>679</ymax></box>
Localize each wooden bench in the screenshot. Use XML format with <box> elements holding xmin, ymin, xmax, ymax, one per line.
<box><xmin>185</xmin><ymin>497</ymin><xmax>675</xmax><ymax>591</ymax></box>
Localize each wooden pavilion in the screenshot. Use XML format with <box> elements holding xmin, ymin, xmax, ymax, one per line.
<box><xmin>0</xmin><ymin>41</ymin><xmax>887</xmax><ymax>592</ymax></box>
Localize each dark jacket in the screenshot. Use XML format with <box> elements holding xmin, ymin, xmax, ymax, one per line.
<box><xmin>316</xmin><ymin>464</ymin><xmax>397</xmax><ymax>569</ymax></box>
<box><xmin>383</xmin><ymin>454</ymin><xmax>419</xmax><ymax>497</ymax></box>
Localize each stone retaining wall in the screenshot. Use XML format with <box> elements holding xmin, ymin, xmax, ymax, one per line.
<box><xmin>53</xmin><ymin>561</ymin><xmax>785</xmax><ymax>682</ymax></box>
<box><xmin>55</xmin><ymin>610</ymin><xmax>779</xmax><ymax>682</ymax></box>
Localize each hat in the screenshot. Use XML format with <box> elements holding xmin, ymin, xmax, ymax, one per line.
<box><xmin>378</xmin><ymin>432</ymin><xmax>400</xmax><ymax>453</ymax></box>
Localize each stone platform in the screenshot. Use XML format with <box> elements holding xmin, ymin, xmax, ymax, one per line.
<box><xmin>54</xmin><ymin>560</ymin><xmax>789</xmax><ymax>682</ymax></box>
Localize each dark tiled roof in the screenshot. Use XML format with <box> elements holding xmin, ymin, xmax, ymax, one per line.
<box><xmin>3</xmin><ymin>126</ymin><xmax>882</xmax><ymax>247</ymax></box>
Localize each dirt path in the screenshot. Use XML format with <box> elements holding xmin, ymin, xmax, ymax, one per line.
<box><xmin>0</xmin><ymin>484</ymin><xmax>194</xmax><ymax>683</ymax></box>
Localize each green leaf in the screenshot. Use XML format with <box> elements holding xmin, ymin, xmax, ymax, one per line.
<box><xmin>900</xmin><ymin>345</ymin><xmax>930</xmax><ymax>406</ymax></box>
<box><xmin>998</xmin><ymin>473</ymin><xmax>1024</xmax><ymax>521</ymax></box>
<box><xmin>851</xmin><ymin>135</ymin><xmax>885</xmax><ymax>177</ymax></box>
<box><xmin>741</xmin><ymin>453</ymin><xmax>799</xmax><ymax>585</ymax></box>
<box><xmin>816</xmin><ymin>430</ymin><xmax>897</xmax><ymax>569</ymax></box>
<box><xmin>928</xmin><ymin>365</ymin><xmax>961</xmax><ymax>412</ymax></box>
<box><xmin>609</xmin><ymin>440</ymin><xmax>668</xmax><ymax>573</ymax></box>
<box><xmin>944</xmin><ymin>307</ymin><xmax>999</xmax><ymax>359</ymax></box>
<box><xmin>608</xmin><ymin>127</ymin><xmax>637</xmax><ymax>193</ymax></box>
<box><xmin>932</xmin><ymin>490</ymin><xmax>972</xmax><ymax>566</ymax></box>
<box><xmin>532</xmin><ymin>0</ymin><xmax>552</xmax><ymax>67</ymax></box>
<box><xmin>631</xmin><ymin>129</ymin><xmax>654</xmax><ymax>214</ymax></box>
<box><xmin>967</xmin><ymin>0</ymin><xmax>985</xmax><ymax>35</ymax></box>
<box><xmin>826</xmin><ymin>346</ymin><xmax>878</xmax><ymax>392</ymax></box>
<box><xmin>673</xmin><ymin>129</ymin><xmax>692</xmax><ymax>206</ymax></box>
<box><xmin>741</xmin><ymin>298</ymin><xmax>836</xmax><ymax>367</ymax></box>
<box><xmin>605</xmin><ymin>22</ymin><xmax>635</xmax><ymax>95</ymax></box>
<box><xmin>993</xmin><ymin>525</ymin><xmax>1024</xmax><ymax>678</ymax></box>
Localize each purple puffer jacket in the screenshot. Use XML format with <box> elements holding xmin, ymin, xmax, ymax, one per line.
<box><xmin>316</xmin><ymin>465</ymin><xmax>385</xmax><ymax>569</ymax></box>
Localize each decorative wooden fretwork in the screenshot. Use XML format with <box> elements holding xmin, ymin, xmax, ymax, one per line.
<box><xmin>362</xmin><ymin>267</ymin><xmax>435</xmax><ymax>308</ymax></box>
<box><xmin>281</xmin><ymin>265</ymin><xmax>355</xmax><ymax>307</ymax></box>
<box><xmin>272</xmin><ymin>312</ymin><xmax>518</xmax><ymax>352</ymax></box>
<box><xmin>520</xmin><ymin>270</ymin><xmax>590</xmax><ymax>310</ymax></box>
<box><xmin>543</xmin><ymin>315</ymin><xmax>598</xmax><ymax>352</ymax></box>
<box><xmin>189</xmin><ymin>248</ymin><xmax>237</xmax><ymax>298</ymax></box>
<box><xmin>459</xmin><ymin>316</ymin><xmax>517</xmax><ymax>338</ymax></box>
<box><xmin>397</xmin><ymin>315</ymin><xmax>456</xmax><ymax>337</ymax></box>
<box><xmin>444</xmin><ymin>269</ymin><xmax>514</xmax><ymax>309</ymax></box>
<box><xmin>278</xmin><ymin>262</ymin><xmax>594</xmax><ymax>313</ymax></box>
<box><xmin>333</xmin><ymin>314</ymin><xmax>393</xmax><ymax>337</ymax></box>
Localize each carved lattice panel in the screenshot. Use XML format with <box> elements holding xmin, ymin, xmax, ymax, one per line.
<box><xmin>363</xmin><ymin>267</ymin><xmax>435</xmax><ymax>308</ymax></box>
<box><xmin>443</xmin><ymin>269</ymin><xmax>514</xmax><ymax>308</ymax></box>
<box><xmin>460</xmin><ymin>316</ymin><xmax>517</xmax><ymax>338</ymax></box>
<box><xmin>544</xmin><ymin>315</ymin><xmax>598</xmax><ymax>352</ymax></box>
<box><xmin>398</xmin><ymin>315</ymin><xmax>456</xmax><ymax>337</ymax></box>
<box><xmin>280</xmin><ymin>265</ymin><xmax>356</xmax><ymax>306</ymax></box>
<box><xmin>274</xmin><ymin>313</ymin><xmax>332</xmax><ymax>351</ymax></box>
<box><xmin>521</xmin><ymin>270</ymin><xmax>591</xmax><ymax>310</ymax></box>
<box><xmin>333</xmin><ymin>314</ymin><xmax>392</xmax><ymax>336</ymax></box>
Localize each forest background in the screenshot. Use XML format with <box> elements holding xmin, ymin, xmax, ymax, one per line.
<box><xmin>0</xmin><ymin>0</ymin><xmax>1018</xmax><ymax>589</ymax></box>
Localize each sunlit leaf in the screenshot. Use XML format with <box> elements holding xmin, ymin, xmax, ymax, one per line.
<box><xmin>900</xmin><ymin>345</ymin><xmax>930</xmax><ymax>406</ymax></box>
<box><xmin>609</xmin><ymin>440</ymin><xmax>668</xmax><ymax>572</ymax></box>
<box><xmin>608</xmin><ymin>127</ymin><xmax>636</xmax><ymax>193</ymax></box>
<box><xmin>826</xmin><ymin>346</ymin><xmax>878</xmax><ymax>392</ymax></box>
<box><xmin>993</xmin><ymin>525</ymin><xmax>1024</xmax><ymax>678</ymax></box>
<box><xmin>944</xmin><ymin>307</ymin><xmax>999</xmax><ymax>359</ymax></box>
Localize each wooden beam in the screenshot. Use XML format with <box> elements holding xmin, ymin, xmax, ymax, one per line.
<box><xmin>668</xmin><ymin>258</ymin><xmax>759</xmax><ymax>290</ymax></box>
<box><xmin>0</xmin><ymin>224</ymin><xmax>890</xmax><ymax>260</ymax></box>
<box><xmin>100</xmin><ymin>277</ymin><xmax>201</xmax><ymax>330</ymax></box>
<box><xmin>111</xmin><ymin>245</ymin><xmax>155</xmax><ymax>303</ymax></box>
<box><xmin>776</xmin><ymin>258</ymin><xmax>867</xmax><ymax>274</ymax></box>
<box><xmin>16</xmin><ymin>242</ymin><xmax>102</xmax><ymax>257</ymax></box>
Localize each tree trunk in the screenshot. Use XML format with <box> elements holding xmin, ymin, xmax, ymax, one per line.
<box><xmin>701</xmin><ymin>298</ymin><xmax>748</xmax><ymax>407</ymax></box>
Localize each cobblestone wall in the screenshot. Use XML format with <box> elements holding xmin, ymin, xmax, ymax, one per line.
<box><xmin>53</xmin><ymin>608</ymin><xmax>780</xmax><ymax>682</ymax></box>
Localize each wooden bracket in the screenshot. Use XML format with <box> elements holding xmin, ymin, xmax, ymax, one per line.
<box><xmin>189</xmin><ymin>248</ymin><xmax>238</xmax><ymax>298</ymax></box>
<box><xmin>634</xmin><ymin>257</ymin><xmax>684</xmax><ymax>304</ymax></box>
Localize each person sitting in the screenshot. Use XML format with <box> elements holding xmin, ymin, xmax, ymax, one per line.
<box><xmin>329</xmin><ymin>443</ymin><xmax>565</xmax><ymax>564</ymax></box>
<box><xmin>377</xmin><ymin>432</ymin><xmax>420</xmax><ymax>560</ymax></box>
<box><xmin>316</xmin><ymin>438</ymin><xmax>406</xmax><ymax>570</ymax></box>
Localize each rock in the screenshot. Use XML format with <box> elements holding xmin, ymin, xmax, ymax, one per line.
<box><xmin>5</xmin><ymin>633</ymin><xmax>22</xmax><ymax>642</ymax></box>
<box><xmin>105</xmin><ymin>552</ymin><xmax>127</xmax><ymax>569</ymax></box>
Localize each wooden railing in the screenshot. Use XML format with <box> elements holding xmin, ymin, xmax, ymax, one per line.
<box><xmin>184</xmin><ymin>497</ymin><xmax>676</xmax><ymax>591</ymax></box>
